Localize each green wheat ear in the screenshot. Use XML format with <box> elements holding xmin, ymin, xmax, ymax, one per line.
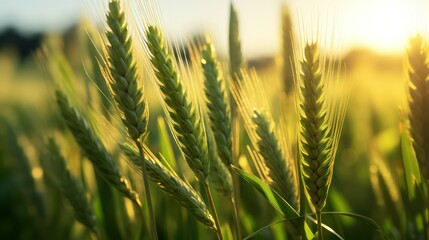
<box><xmin>45</xmin><ymin>138</ymin><xmax>97</xmax><ymax>233</ymax></box>
<box><xmin>146</xmin><ymin>25</ymin><xmax>209</xmax><ymax>183</ymax></box>
<box><xmin>252</xmin><ymin>110</ymin><xmax>298</xmax><ymax>210</ymax></box>
<box><xmin>105</xmin><ymin>0</ymin><xmax>148</xmax><ymax>141</ymax></box>
<box><xmin>55</xmin><ymin>90</ymin><xmax>141</xmax><ymax>207</ymax></box>
<box><xmin>299</xmin><ymin>43</ymin><xmax>334</xmax><ymax>212</ymax></box>
<box><xmin>201</xmin><ymin>42</ymin><xmax>233</xmax><ymax>167</ymax></box>
<box><xmin>407</xmin><ymin>35</ymin><xmax>429</xmax><ymax>180</ymax></box>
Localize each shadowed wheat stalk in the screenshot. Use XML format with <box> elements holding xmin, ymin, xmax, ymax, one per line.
<box><xmin>45</xmin><ymin>138</ymin><xmax>97</xmax><ymax>233</ymax></box>
<box><xmin>120</xmin><ymin>144</ymin><xmax>216</xmax><ymax>230</ymax></box>
<box><xmin>102</xmin><ymin>1</ymin><xmax>157</xmax><ymax>239</ymax></box>
<box><xmin>298</xmin><ymin>43</ymin><xmax>347</xmax><ymax>240</ymax></box>
<box><xmin>407</xmin><ymin>35</ymin><xmax>429</xmax><ymax>181</ymax></box>
<box><xmin>55</xmin><ymin>90</ymin><xmax>141</xmax><ymax>207</ymax></box>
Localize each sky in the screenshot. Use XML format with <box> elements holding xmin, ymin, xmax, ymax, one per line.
<box><xmin>1</xmin><ymin>0</ymin><xmax>428</xmax><ymax>57</ymax></box>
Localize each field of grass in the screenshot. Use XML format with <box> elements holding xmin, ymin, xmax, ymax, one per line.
<box><xmin>1</xmin><ymin>1</ymin><xmax>428</xmax><ymax>240</ymax></box>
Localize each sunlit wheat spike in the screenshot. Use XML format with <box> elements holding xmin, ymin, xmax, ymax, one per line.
<box><xmin>281</xmin><ymin>5</ymin><xmax>296</xmax><ymax>94</ymax></box>
<box><xmin>55</xmin><ymin>90</ymin><xmax>141</xmax><ymax>207</ymax></box>
<box><xmin>298</xmin><ymin>43</ymin><xmax>341</xmax><ymax>212</ymax></box>
<box><xmin>120</xmin><ymin>144</ymin><xmax>216</xmax><ymax>230</ymax></box>
<box><xmin>252</xmin><ymin>110</ymin><xmax>298</xmax><ymax>209</ymax></box>
<box><xmin>229</xmin><ymin>3</ymin><xmax>243</xmax><ymax>82</ymax></box>
<box><xmin>201</xmin><ymin>42</ymin><xmax>233</xmax><ymax>167</ymax></box>
<box><xmin>46</xmin><ymin>138</ymin><xmax>97</xmax><ymax>233</ymax></box>
<box><xmin>146</xmin><ymin>25</ymin><xmax>209</xmax><ymax>183</ymax></box>
<box><xmin>407</xmin><ymin>35</ymin><xmax>429</xmax><ymax>180</ymax></box>
<box><xmin>105</xmin><ymin>0</ymin><xmax>148</xmax><ymax>140</ymax></box>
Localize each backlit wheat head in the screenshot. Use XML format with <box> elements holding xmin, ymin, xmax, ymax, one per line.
<box><xmin>297</xmin><ymin>42</ymin><xmax>347</xmax><ymax>212</ymax></box>
<box><xmin>407</xmin><ymin>35</ymin><xmax>429</xmax><ymax>180</ymax></box>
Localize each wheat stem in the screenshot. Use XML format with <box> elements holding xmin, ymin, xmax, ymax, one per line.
<box><xmin>204</xmin><ymin>184</ymin><xmax>224</xmax><ymax>240</ymax></box>
<box><xmin>316</xmin><ymin>210</ymin><xmax>323</xmax><ymax>240</ymax></box>
<box><xmin>230</xmin><ymin>192</ymin><xmax>241</xmax><ymax>240</ymax></box>
<box><xmin>135</xmin><ymin>139</ymin><xmax>158</xmax><ymax>240</ymax></box>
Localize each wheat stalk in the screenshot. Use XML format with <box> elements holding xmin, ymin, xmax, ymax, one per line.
<box><xmin>145</xmin><ymin>25</ymin><xmax>209</xmax><ymax>184</ymax></box>
<box><xmin>231</xmin><ymin>70</ymin><xmax>298</xmax><ymax>200</ymax></box>
<box><xmin>55</xmin><ymin>90</ymin><xmax>141</xmax><ymax>207</ymax></box>
<box><xmin>201</xmin><ymin>42</ymin><xmax>233</xmax><ymax>168</ymax></box>
<box><xmin>407</xmin><ymin>35</ymin><xmax>429</xmax><ymax>181</ymax></box>
<box><xmin>103</xmin><ymin>1</ymin><xmax>157</xmax><ymax>238</ymax></box>
<box><xmin>298</xmin><ymin>43</ymin><xmax>346</xmax><ymax>239</ymax></box>
<box><xmin>105</xmin><ymin>0</ymin><xmax>148</xmax><ymax>141</ymax></box>
<box><xmin>146</xmin><ymin>25</ymin><xmax>224</xmax><ymax>240</ymax></box>
<box><xmin>120</xmin><ymin>143</ymin><xmax>216</xmax><ymax>230</ymax></box>
<box><xmin>45</xmin><ymin>138</ymin><xmax>97</xmax><ymax>233</ymax></box>
<box><xmin>201</xmin><ymin>41</ymin><xmax>243</xmax><ymax>239</ymax></box>
<box><xmin>252</xmin><ymin>110</ymin><xmax>298</xmax><ymax>210</ymax></box>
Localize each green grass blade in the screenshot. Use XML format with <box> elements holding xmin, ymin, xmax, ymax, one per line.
<box><xmin>233</xmin><ymin>167</ymin><xmax>298</xmax><ymax>218</ymax></box>
<box><xmin>232</xmin><ymin>167</ymin><xmax>314</xmax><ymax>239</ymax></box>
<box><xmin>244</xmin><ymin>217</ymin><xmax>344</xmax><ymax>240</ymax></box>
<box><xmin>322</xmin><ymin>212</ymin><xmax>388</xmax><ymax>239</ymax></box>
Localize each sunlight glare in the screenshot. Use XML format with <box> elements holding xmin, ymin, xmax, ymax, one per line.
<box><xmin>353</xmin><ymin>0</ymin><xmax>413</xmax><ymax>53</ymax></box>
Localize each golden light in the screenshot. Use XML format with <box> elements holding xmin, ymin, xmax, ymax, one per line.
<box><xmin>348</xmin><ymin>0</ymin><xmax>413</xmax><ymax>53</ymax></box>
<box><xmin>290</xmin><ymin>0</ymin><xmax>427</xmax><ymax>54</ymax></box>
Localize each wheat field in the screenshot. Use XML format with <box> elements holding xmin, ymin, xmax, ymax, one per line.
<box><xmin>1</xmin><ymin>0</ymin><xmax>429</xmax><ymax>239</ymax></box>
